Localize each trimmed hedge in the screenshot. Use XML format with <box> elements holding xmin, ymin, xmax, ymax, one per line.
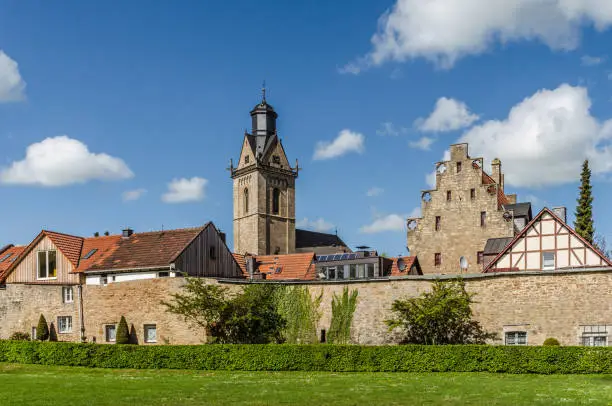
<box><xmin>1</xmin><ymin>340</ymin><xmax>611</xmax><ymax>373</ymax></box>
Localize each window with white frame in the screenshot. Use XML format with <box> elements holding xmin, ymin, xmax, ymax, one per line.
<box><xmin>505</xmin><ymin>331</ymin><xmax>527</xmax><ymax>345</ymax></box>
<box><xmin>58</xmin><ymin>316</ymin><xmax>72</xmax><ymax>334</ymax></box>
<box><xmin>581</xmin><ymin>325</ymin><xmax>608</xmax><ymax>346</ymax></box>
<box><xmin>105</xmin><ymin>324</ymin><xmax>117</xmax><ymax>342</ymax></box>
<box><xmin>62</xmin><ymin>286</ymin><xmax>74</xmax><ymax>303</ymax></box>
<box><xmin>144</xmin><ymin>324</ymin><xmax>157</xmax><ymax>343</ymax></box>
<box><xmin>542</xmin><ymin>252</ymin><xmax>555</xmax><ymax>271</ymax></box>
<box><xmin>37</xmin><ymin>250</ymin><xmax>57</xmax><ymax>279</ymax></box>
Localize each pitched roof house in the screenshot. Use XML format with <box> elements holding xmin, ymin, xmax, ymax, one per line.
<box><xmin>1</xmin><ymin>223</ymin><xmax>243</xmax><ymax>285</ymax></box>
<box><xmin>484</xmin><ymin>207</ymin><xmax>612</xmax><ymax>273</ymax></box>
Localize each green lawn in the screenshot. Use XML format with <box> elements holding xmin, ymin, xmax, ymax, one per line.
<box><xmin>1</xmin><ymin>363</ymin><xmax>612</xmax><ymax>405</ymax></box>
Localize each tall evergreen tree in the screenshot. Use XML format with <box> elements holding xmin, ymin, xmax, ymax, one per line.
<box><xmin>574</xmin><ymin>159</ymin><xmax>595</xmax><ymax>244</ymax></box>
<box><xmin>36</xmin><ymin>314</ymin><xmax>49</xmax><ymax>341</ymax></box>
<box><xmin>116</xmin><ymin>316</ymin><xmax>130</xmax><ymax>344</ymax></box>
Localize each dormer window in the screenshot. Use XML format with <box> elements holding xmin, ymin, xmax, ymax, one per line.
<box><xmin>37</xmin><ymin>250</ymin><xmax>57</xmax><ymax>280</ymax></box>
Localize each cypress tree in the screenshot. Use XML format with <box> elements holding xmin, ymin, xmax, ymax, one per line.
<box><xmin>574</xmin><ymin>159</ymin><xmax>595</xmax><ymax>244</ymax></box>
<box><xmin>116</xmin><ymin>316</ymin><xmax>130</xmax><ymax>344</ymax></box>
<box><xmin>36</xmin><ymin>314</ymin><xmax>49</xmax><ymax>341</ymax></box>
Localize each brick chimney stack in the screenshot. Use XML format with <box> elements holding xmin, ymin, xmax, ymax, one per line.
<box><xmin>491</xmin><ymin>158</ymin><xmax>503</xmax><ymax>191</ymax></box>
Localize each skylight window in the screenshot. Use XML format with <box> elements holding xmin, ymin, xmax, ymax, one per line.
<box><xmin>82</xmin><ymin>249</ymin><xmax>98</xmax><ymax>260</ymax></box>
<box><xmin>0</xmin><ymin>253</ymin><xmax>12</xmax><ymax>263</ymax></box>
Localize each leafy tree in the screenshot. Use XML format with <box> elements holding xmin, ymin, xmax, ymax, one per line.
<box><xmin>116</xmin><ymin>316</ymin><xmax>130</xmax><ymax>344</ymax></box>
<box><xmin>593</xmin><ymin>234</ymin><xmax>612</xmax><ymax>259</ymax></box>
<box><xmin>164</xmin><ymin>279</ymin><xmax>286</xmax><ymax>344</ymax></box>
<box><xmin>575</xmin><ymin>159</ymin><xmax>595</xmax><ymax>244</ymax></box>
<box><xmin>36</xmin><ymin>314</ymin><xmax>49</xmax><ymax>341</ymax></box>
<box><xmin>386</xmin><ymin>279</ymin><xmax>496</xmax><ymax>345</ymax></box>
<box><xmin>328</xmin><ymin>287</ymin><xmax>358</xmax><ymax>344</ymax></box>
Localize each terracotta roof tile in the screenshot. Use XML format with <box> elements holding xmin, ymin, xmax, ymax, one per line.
<box><xmin>389</xmin><ymin>256</ymin><xmax>418</xmax><ymax>276</ymax></box>
<box><xmin>44</xmin><ymin>231</ymin><xmax>84</xmax><ymax>267</ymax></box>
<box><xmin>85</xmin><ymin>227</ymin><xmax>206</xmax><ymax>272</ymax></box>
<box><xmin>233</xmin><ymin>253</ymin><xmax>247</xmax><ymax>276</ymax></box>
<box><xmin>74</xmin><ymin>235</ymin><xmax>123</xmax><ymax>273</ymax></box>
<box><xmin>0</xmin><ymin>245</ymin><xmax>25</xmax><ymax>282</ymax></box>
<box><xmin>253</xmin><ymin>253</ymin><xmax>316</xmax><ymax>280</ymax></box>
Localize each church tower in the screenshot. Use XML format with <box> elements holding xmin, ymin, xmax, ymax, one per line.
<box><xmin>230</xmin><ymin>89</ymin><xmax>299</xmax><ymax>255</ymax></box>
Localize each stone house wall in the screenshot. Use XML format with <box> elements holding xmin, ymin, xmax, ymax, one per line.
<box><xmin>407</xmin><ymin>143</ymin><xmax>515</xmax><ymax>274</ymax></box>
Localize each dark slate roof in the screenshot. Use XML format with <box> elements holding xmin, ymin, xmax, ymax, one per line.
<box><xmin>502</xmin><ymin>202</ymin><xmax>532</xmax><ymax>219</ymax></box>
<box><xmin>296</xmin><ymin>229</ymin><xmax>348</xmax><ymax>249</ymax></box>
<box><xmin>484</xmin><ymin>237</ymin><xmax>513</xmax><ymax>255</ymax></box>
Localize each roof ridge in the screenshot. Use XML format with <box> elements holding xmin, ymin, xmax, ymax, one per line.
<box><xmin>42</xmin><ymin>229</ymin><xmax>84</xmax><ymax>240</ymax></box>
<box><xmin>130</xmin><ymin>224</ymin><xmax>209</xmax><ymax>236</ymax></box>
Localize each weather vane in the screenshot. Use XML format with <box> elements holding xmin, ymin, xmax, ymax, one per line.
<box><xmin>262</xmin><ymin>80</ymin><xmax>266</xmax><ymax>102</ymax></box>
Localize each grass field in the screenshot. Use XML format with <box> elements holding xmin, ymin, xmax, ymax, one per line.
<box><xmin>1</xmin><ymin>363</ymin><xmax>612</xmax><ymax>405</ymax></box>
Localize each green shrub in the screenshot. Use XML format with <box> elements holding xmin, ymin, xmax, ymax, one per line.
<box><xmin>0</xmin><ymin>341</ymin><xmax>611</xmax><ymax>374</ymax></box>
<box><xmin>116</xmin><ymin>316</ymin><xmax>130</xmax><ymax>345</ymax></box>
<box><xmin>9</xmin><ymin>332</ymin><xmax>30</xmax><ymax>341</ymax></box>
<box><xmin>543</xmin><ymin>338</ymin><xmax>560</xmax><ymax>346</ymax></box>
<box><xmin>36</xmin><ymin>315</ymin><xmax>49</xmax><ymax>341</ymax></box>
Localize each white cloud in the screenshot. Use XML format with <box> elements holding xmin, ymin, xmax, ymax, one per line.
<box><xmin>460</xmin><ymin>84</ymin><xmax>612</xmax><ymax>188</ymax></box>
<box><xmin>296</xmin><ymin>217</ymin><xmax>335</xmax><ymax>232</ymax></box>
<box><xmin>0</xmin><ymin>51</ymin><xmax>26</xmax><ymax>102</ymax></box>
<box><xmin>162</xmin><ymin>177</ymin><xmax>207</xmax><ymax>203</ymax></box>
<box><xmin>360</xmin><ymin>213</ymin><xmax>406</xmax><ymax>233</ymax></box>
<box><xmin>313</xmin><ymin>129</ymin><xmax>365</xmax><ymax>160</ymax></box>
<box><xmin>0</xmin><ymin>136</ymin><xmax>133</xmax><ymax>186</ymax></box>
<box><xmin>122</xmin><ymin>188</ymin><xmax>147</xmax><ymax>202</ymax></box>
<box><xmin>377</xmin><ymin>122</ymin><xmax>407</xmax><ymax>136</ymax></box>
<box><xmin>581</xmin><ymin>55</ymin><xmax>605</xmax><ymax>66</ymax></box>
<box><xmin>409</xmin><ymin>136</ymin><xmax>435</xmax><ymax>150</ymax></box>
<box><xmin>366</xmin><ymin>187</ymin><xmax>384</xmax><ymax>197</ymax></box>
<box><xmin>342</xmin><ymin>0</ymin><xmax>612</xmax><ymax>72</ymax></box>
<box><xmin>417</xmin><ymin>97</ymin><xmax>479</xmax><ymax>132</ymax></box>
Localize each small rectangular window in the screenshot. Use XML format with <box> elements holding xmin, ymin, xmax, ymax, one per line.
<box><xmin>209</xmin><ymin>246</ymin><xmax>217</xmax><ymax>260</ymax></box>
<box><xmin>58</xmin><ymin>316</ymin><xmax>72</xmax><ymax>334</ymax></box>
<box><xmin>37</xmin><ymin>250</ymin><xmax>57</xmax><ymax>279</ymax></box>
<box><xmin>542</xmin><ymin>252</ymin><xmax>555</xmax><ymax>270</ymax></box>
<box><xmin>349</xmin><ymin>264</ymin><xmax>357</xmax><ymax>278</ymax></box>
<box><xmin>337</xmin><ymin>265</ymin><xmax>345</xmax><ymax>279</ymax></box>
<box><xmin>457</xmin><ymin>162</ymin><xmax>462</xmax><ymax>173</ymax></box>
<box><xmin>62</xmin><ymin>287</ymin><xmax>74</xmax><ymax>303</ymax></box>
<box><xmin>470</xmin><ymin>188</ymin><xmax>475</xmax><ymax>199</ymax></box>
<box><xmin>105</xmin><ymin>325</ymin><xmax>117</xmax><ymax>342</ymax></box>
<box><xmin>244</xmin><ymin>155</ymin><xmax>250</xmax><ymax>164</ymax></box>
<box><xmin>366</xmin><ymin>263</ymin><xmax>375</xmax><ymax>278</ymax></box>
<box><xmin>434</xmin><ymin>253</ymin><xmax>441</xmax><ymax>267</ymax></box>
<box><xmin>480</xmin><ymin>211</ymin><xmax>486</xmax><ymax>227</ymax></box>
<box><xmin>582</xmin><ymin>335</ymin><xmax>607</xmax><ymax>346</ymax></box>
<box><xmin>435</xmin><ymin>216</ymin><xmax>441</xmax><ymax>231</ymax></box>
<box><xmin>158</xmin><ymin>271</ymin><xmax>169</xmax><ymax>278</ymax></box>
<box><xmin>477</xmin><ymin>251</ymin><xmax>484</xmax><ymax>265</ymax></box>
<box><xmin>327</xmin><ymin>267</ymin><xmax>336</xmax><ymax>280</ymax></box>
<box><xmin>505</xmin><ymin>331</ymin><xmax>527</xmax><ymax>345</ymax></box>
<box><xmin>446</xmin><ymin>190</ymin><xmax>451</xmax><ymax>201</ymax></box>
<box><xmin>144</xmin><ymin>324</ymin><xmax>157</xmax><ymax>343</ymax></box>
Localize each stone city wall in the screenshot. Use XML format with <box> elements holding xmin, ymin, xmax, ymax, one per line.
<box><xmin>1</xmin><ymin>269</ymin><xmax>611</xmax><ymax>346</ymax></box>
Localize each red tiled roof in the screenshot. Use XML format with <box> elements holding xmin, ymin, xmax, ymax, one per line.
<box><xmin>253</xmin><ymin>253</ymin><xmax>316</xmax><ymax>280</ymax></box>
<box><xmin>85</xmin><ymin>227</ymin><xmax>206</xmax><ymax>272</ymax></box>
<box><xmin>74</xmin><ymin>235</ymin><xmax>123</xmax><ymax>273</ymax></box>
<box><xmin>389</xmin><ymin>256</ymin><xmax>420</xmax><ymax>276</ymax></box>
<box><xmin>0</xmin><ymin>245</ymin><xmax>25</xmax><ymax>282</ymax></box>
<box><xmin>44</xmin><ymin>231</ymin><xmax>84</xmax><ymax>267</ymax></box>
<box><xmin>233</xmin><ymin>253</ymin><xmax>247</xmax><ymax>276</ymax></box>
<box><xmin>481</xmin><ymin>171</ymin><xmax>509</xmax><ymax>208</ymax></box>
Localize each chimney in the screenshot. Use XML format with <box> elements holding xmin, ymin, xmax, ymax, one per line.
<box><xmin>245</xmin><ymin>255</ymin><xmax>256</xmax><ymax>279</ymax></box>
<box><xmin>491</xmin><ymin>158</ymin><xmax>502</xmax><ymax>189</ymax></box>
<box><xmin>122</xmin><ymin>228</ymin><xmax>134</xmax><ymax>239</ymax></box>
<box><xmin>552</xmin><ymin>207</ymin><xmax>567</xmax><ymax>223</ymax></box>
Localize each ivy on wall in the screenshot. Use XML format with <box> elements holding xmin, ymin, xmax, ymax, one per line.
<box><xmin>275</xmin><ymin>286</ymin><xmax>322</xmax><ymax>344</ymax></box>
<box><xmin>328</xmin><ymin>287</ymin><xmax>358</xmax><ymax>344</ymax></box>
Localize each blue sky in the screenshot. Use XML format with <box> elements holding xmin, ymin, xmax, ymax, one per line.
<box><xmin>2</xmin><ymin>0</ymin><xmax>612</xmax><ymax>255</ymax></box>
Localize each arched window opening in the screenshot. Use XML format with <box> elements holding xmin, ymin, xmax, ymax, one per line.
<box><xmin>244</xmin><ymin>188</ymin><xmax>249</xmax><ymax>214</ymax></box>
<box><xmin>272</xmin><ymin>188</ymin><xmax>280</xmax><ymax>215</ymax></box>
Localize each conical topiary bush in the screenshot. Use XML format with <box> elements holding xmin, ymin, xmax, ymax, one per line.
<box><xmin>36</xmin><ymin>314</ymin><xmax>49</xmax><ymax>341</ymax></box>
<box><xmin>116</xmin><ymin>316</ymin><xmax>130</xmax><ymax>344</ymax></box>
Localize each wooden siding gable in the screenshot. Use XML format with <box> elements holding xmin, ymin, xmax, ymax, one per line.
<box><xmin>173</xmin><ymin>223</ymin><xmax>243</xmax><ymax>279</ymax></box>
<box><xmin>484</xmin><ymin>207</ymin><xmax>612</xmax><ymax>272</ymax></box>
<box><xmin>5</xmin><ymin>234</ymin><xmax>78</xmax><ymax>284</ymax></box>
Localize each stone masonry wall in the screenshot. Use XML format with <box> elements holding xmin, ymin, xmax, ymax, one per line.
<box><xmin>0</xmin><ymin>284</ymin><xmax>80</xmax><ymax>341</ymax></box>
<box><xmin>408</xmin><ymin>143</ymin><xmax>515</xmax><ymax>274</ymax></box>
<box><xmin>2</xmin><ymin>270</ymin><xmax>612</xmax><ymax>346</ymax></box>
